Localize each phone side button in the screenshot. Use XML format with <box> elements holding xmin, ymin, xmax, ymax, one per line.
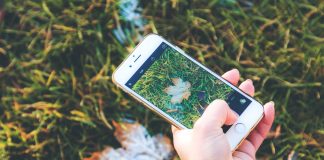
<box><xmin>235</xmin><ymin>123</ymin><xmax>246</xmax><ymax>133</ymax></box>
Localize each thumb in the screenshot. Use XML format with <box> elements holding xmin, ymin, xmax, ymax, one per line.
<box><xmin>190</xmin><ymin>100</ymin><xmax>236</xmax><ymax>160</ymax></box>
<box><xmin>193</xmin><ymin>99</ymin><xmax>238</xmax><ymax>134</ymax></box>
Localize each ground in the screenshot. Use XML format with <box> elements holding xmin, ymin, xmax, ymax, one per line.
<box><xmin>0</xmin><ymin>0</ymin><xmax>323</xmax><ymax>159</ymax></box>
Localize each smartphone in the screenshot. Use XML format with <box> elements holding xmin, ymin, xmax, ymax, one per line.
<box><xmin>112</xmin><ymin>34</ymin><xmax>264</xmax><ymax>151</ymax></box>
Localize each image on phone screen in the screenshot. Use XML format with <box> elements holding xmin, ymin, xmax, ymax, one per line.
<box><xmin>126</xmin><ymin>42</ymin><xmax>251</xmax><ymax>131</ymax></box>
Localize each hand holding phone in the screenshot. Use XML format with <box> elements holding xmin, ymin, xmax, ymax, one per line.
<box><xmin>113</xmin><ymin>34</ymin><xmax>273</xmax><ymax>151</ymax></box>
<box><xmin>172</xmin><ymin>69</ymin><xmax>275</xmax><ymax>160</ymax></box>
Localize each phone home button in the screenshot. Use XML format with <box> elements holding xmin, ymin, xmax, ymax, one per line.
<box><xmin>235</xmin><ymin>123</ymin><xmax>246</xmax><ymax>133</ymax></box>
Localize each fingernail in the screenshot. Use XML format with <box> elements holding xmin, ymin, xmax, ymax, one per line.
<box><xmin>269</xmin><ymin>101</ymin><xmax>275</xmax><ymax>106</ymax></box>
<box><xmin>231</xmin><ymin>68</ymin><xmax>239</xmax><ymax>72</ymax></box>
<box><xmin>247</xmin><ymin>79</ymin><xmax>253</xmax><ymax>84</ymax></box>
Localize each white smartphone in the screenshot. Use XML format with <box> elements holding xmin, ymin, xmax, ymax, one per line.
<box><xmin>112</xmin><ymin>34</ymin><xmax>264</xmax><ymax>151</ymax></box>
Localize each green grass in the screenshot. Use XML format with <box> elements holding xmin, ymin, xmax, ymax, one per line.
<box><xmin>0</xmin><ymin>0</ymin><xmax>323</xmax><ymax>159</ymax></box>
<box><xmin>132</xmin><ymin>46</ymin><xmax>234</xmax><ymax>128</ymax></box>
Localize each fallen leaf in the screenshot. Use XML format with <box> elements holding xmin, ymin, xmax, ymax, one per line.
<box><xmin>164</xmin><ymin>78</ymin><xmax>191</xmax><ymax>104</ymax></box>
<box><xmin>84</xmin><ymin>121</ymin><xmax>174</xmax><ymax>160</ymax></box>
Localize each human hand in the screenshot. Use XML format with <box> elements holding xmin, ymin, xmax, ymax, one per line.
<box><xmin>172</xmin><ymin>69</ymin><xmax>275</xmax><ymax>160</ymax></box>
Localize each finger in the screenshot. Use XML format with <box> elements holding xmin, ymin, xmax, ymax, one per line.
<box><xmin>247</xmin><ymin>101</ymin><xmax>275</xmax><ymax>150</ymax></box>
<box><xmin>172</xmin><ymin>129</ymin><xmax>193</xmax><ymax>160</ymax></box>
<box><xmin>239</xmin><ymin>79</ymin><xmax>255</xmax><ymax>96</ymax></box>
<box><xmin>206</xmin><ymin>100</ymin><xmax>238</xmax><ymax>126</ymax></box>
<box><xmin>233</xmin><ymin>151</ymin><xmax>254</xmax><ymax>160</ymax></box>
<box><xmin>171</xmin><ymin>125</ymin><xmax>179</xmax><ymax>134</ymax></box>
<box><xmin>235</xmin><ymin>140</ymin><xmax>256</xmax><ymax>159</ymax></box>
<box><xmin>194</xmin><ymin>100</ymin><xmax>238</xmax><ymax>133</ymax></box>
<box><xmin>222</xmin><ymin>69</ymin><xmax>240</xmax><ymax>86</ymax></box>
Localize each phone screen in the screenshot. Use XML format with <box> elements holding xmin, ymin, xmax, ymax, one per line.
<box><xmin>126</xmin><ymin>42</ymin><xmax>251</xmax><ymax>130</ymax></box>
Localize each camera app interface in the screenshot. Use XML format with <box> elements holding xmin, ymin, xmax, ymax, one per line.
<box><xmin>126</xmin><ymin>42</ymin><xmax>251</xmax><ymax>129</ymax></box>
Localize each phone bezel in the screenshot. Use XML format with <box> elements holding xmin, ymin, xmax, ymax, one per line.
<box><xmin>112</xmin><ymin>34</ymin><xmax>264</xmax><ymax>151</ymax></box>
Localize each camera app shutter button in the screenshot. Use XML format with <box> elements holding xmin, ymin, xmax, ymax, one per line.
<box><xmin>235</xmin><ymin>123</ymin><xmax>246</xmax><ymax>133</ymax></box>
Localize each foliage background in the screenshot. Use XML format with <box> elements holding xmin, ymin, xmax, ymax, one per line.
<box><xmin>0</xmin><ymin>0</ymin><xmax>323</xmax><ymax>159</ymax></box>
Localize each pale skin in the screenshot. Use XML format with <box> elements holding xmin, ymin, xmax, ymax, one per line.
<box><xmin>172</xmin><ymin>69</ymin><xmax>275</xmax><ymax>160</ymax></box>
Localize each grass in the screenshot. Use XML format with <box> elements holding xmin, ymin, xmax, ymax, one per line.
<box><xmin>0</xmin><ymin>0</ymin><xmax>323</xmax><ymax>159</ymax></box>
<box><xmin>132</xmin><ymin>46</ymin><xmax>234</xmax><ymax>128</ymax></box>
